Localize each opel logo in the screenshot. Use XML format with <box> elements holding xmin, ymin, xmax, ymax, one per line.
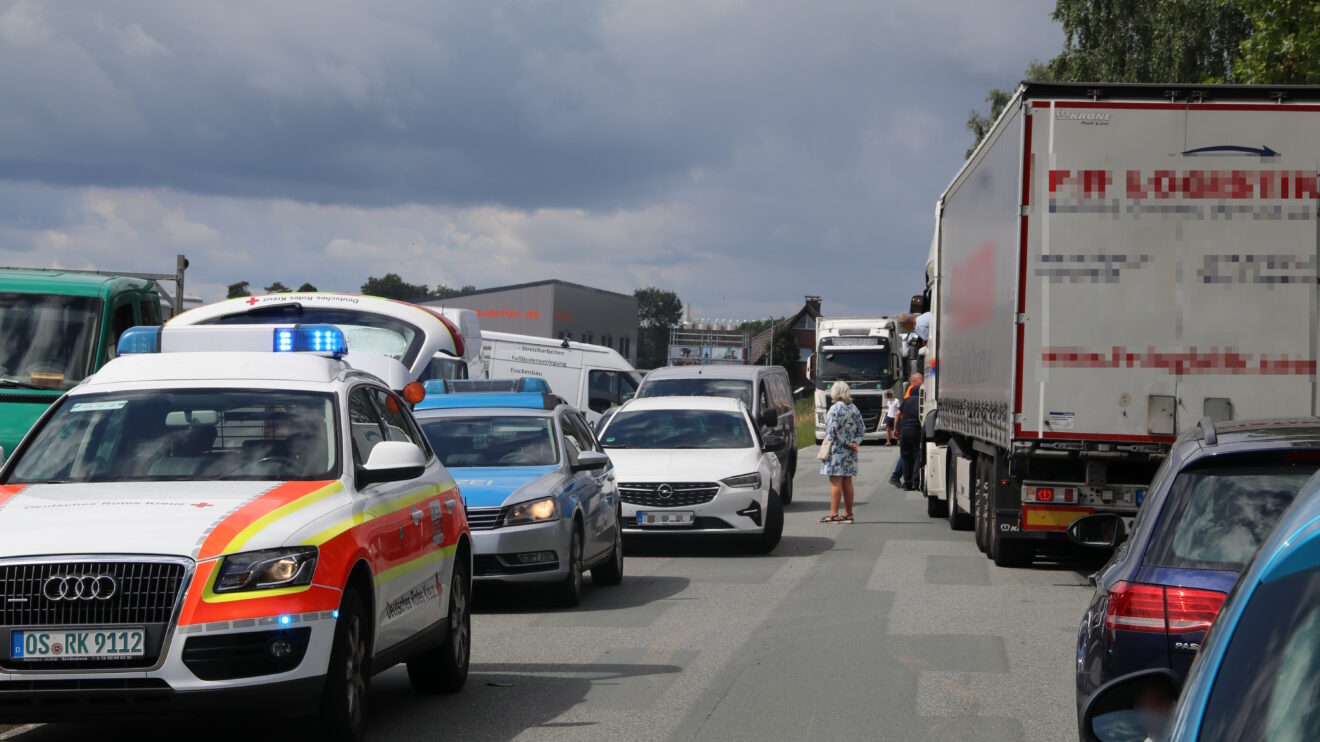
<box><xmin>43</xmin><ymin>575</ymin><xmax>117</xmax><ymax>601</ymax></box>
<box><xmin>657</xmin><ymin>484</ymin><xmax>674</xmax><ymax>500</ymax></box>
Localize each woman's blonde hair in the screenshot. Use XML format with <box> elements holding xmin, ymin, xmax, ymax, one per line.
<box><xmin>830</xmin><ymin>380</ymin><xmax>851</xmax><ymax>405</ymax></box>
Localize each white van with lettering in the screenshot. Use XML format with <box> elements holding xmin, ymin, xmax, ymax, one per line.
<box><xmin>482</xmin><ymin>331</ymin><xmax>642</xmax><ymax>424</ymax></box>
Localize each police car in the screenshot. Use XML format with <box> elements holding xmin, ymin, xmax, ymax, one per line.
<box><xmin>0</xmin><ymin>324</ymin><xmax>471</xmax><ymax>742</ymax></box>
<box><xmin>412</xmin><ymin>379</ymin><xmax>623</xmax><ymax>607</ymax></box>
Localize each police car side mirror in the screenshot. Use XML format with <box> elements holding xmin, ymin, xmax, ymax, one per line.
<box><xmin>573</xmin><ymin>450</ymin><xmax>610</xmax><ymax>472</ymax></box>
<box><xmin>358</xmin><ymin>441</ymin><xmax>426</xmax><ymax>488</ymax></box>
<box><xmin>1080</xmin><ymin>668</ymin><xmax>1180</xmax><ymax>742</ymax></box>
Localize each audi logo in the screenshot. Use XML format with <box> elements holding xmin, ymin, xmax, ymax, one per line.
<box><xmin>657</xmin><ymin>484</ymin><xmax>674</xmax><ymax>500</ymax></box>
<box><xmin>43</xmin><ymin>575</ymin><xmax>118</xmax><ymax>601</ymax></box>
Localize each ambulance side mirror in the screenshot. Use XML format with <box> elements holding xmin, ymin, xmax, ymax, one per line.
<box><xmin>358</xmin><ymin>441</ymin><xmax>426</xmax><ymax>487</ymax></box>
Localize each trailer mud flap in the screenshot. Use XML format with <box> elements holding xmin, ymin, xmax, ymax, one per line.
<box><xmin>1021</xmin><ymin>504</ymin><xmax>1093</xmax><ymax>532</ymax></box>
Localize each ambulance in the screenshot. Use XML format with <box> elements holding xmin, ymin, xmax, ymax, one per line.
<box><xmin>0</xmin><ymin>324</ymin><xmax>471</xmax><ymax>742</ymax></box>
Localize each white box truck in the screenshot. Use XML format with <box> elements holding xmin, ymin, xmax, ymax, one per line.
<box><xmin>809</xmin><ymin>317</ymin><xmax>903</xmax><ymax>444</ymax></box>
<box><xmin>482</xmin><ymin>330</ymin><xmax>642</xmax><ymax>423</ymax></box>
<box><xmin>921</xmin><ymin>82</ymin><xmax>1320</xmax><ymax>567</ymax></box>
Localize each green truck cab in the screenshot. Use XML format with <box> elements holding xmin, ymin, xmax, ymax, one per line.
<box><xmin>0</xmin><ymin>257</ymin><xmax>186</xmax><ymax>462</ymax></box>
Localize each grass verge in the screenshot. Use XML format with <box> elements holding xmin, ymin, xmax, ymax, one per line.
<box><xmin>794</xmin><ymin>397</ymin><xmax>816</xmax><ymax>450</ymax></box>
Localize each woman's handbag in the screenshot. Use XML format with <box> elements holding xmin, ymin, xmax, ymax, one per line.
<box><xmin>816</xmin><ymin>438</ymin><xmax>832</xmax><ymax>461</ymax></box>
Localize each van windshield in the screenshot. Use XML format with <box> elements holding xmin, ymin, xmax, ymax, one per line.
<box><xmin>637</xmin><ymin>378</ymin><xmax>753</xmax><ymax>409</ymax></box>
<box><xmin>5</xmin><ymin>389</ymin><xmax>340</xmax><ymax>483</ymax></box>
<box><xmin>0</xmin><ymin>293</ymin><xmax>102</xmax><ymax>391</ymax></box>
<box><xmin>202</xmin><ymin>306</ymin><xmax>422</xmax><ymax>366</ymax></box>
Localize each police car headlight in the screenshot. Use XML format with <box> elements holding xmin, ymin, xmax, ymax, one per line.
<box><xmin>722</xmin><ymin>472</ymin><xmax>762</xmax><ymax>489</ymax></box>
<box><xmin>215</xmin><ymin>547</ymin><xmax>318</xmax><ymax>593</ymax></box>
<box><xmin>505</xmin><ymin>497</ymin><xmax>559</xmax><ymax>526</ymax></box>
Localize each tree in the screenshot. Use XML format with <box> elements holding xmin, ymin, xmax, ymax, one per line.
<box><xmin>296</xmin><ymin>282</ymin><xmax>318</xmax><ymax>292</ymax></box>
<box><xmin>965</xmin><ymin>88</ymin><xmax>1013</xmax><ymax>158</ymax></box>
<box><xmin>265</xmin><ymin>281</ymin><xmax>292</xmax><ymax>293</ymax></box>
<box><xmin>1235</xmin><ymin>0</ymin><xmax>1320</xmax><ymax>84</ymax></box>
<box><xmin>1046</xmin><ymin>0</ymin><xmax>1249</xmax><ymax>83</ymax></box>
<box><xmin>770</xmin><ymin>319</ymin><xmax>801</xmax><ymax>373</ymax></box>
<box><xmin>634</xmin><ymin>287</ymin><xmax>683</xmax><ymax>369</ymax></box>
<box><xmin>361</xmin><ymin>273</ymin><xmax>431</xmax><ymax>302</ymax></box>
<box><xmin>432</xmin><ymin>284</ymin><xmax>477</xmax><ymax>299</ymax></box>
<box><xmin>226</xmin><ymin>281</ymin><xmax>251</xmax><ymax>299</ymax></box>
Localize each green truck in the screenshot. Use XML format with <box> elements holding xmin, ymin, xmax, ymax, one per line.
<box><xmin>0</xmin><ymin>255</ymin><xmax>187</xmax><ymax>462</ymax></box>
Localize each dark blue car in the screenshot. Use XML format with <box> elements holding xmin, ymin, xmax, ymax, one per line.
<box><xmin>1072</xmin><ymin>417</ymin><xmax>1320</xmax><ymax>717</ymax></box>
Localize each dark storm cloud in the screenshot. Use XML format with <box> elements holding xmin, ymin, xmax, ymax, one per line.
<box><xmin>0</xmin><ymin>0</ymin><xmax>1062</xmax><ymax>317</ymax></box>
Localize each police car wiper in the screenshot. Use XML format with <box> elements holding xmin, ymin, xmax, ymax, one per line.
<box><xmin>0</xmin><ymin>379</ymin><xmax>52</xmax><ymax>391</ymax></box>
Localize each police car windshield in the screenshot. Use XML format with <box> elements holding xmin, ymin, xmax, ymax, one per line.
<box><xmin>5</xmin><ymin>389</ymin><xmax>340</xmax><ymax>483</ymax></box>
<box><xmin>418</xmin><ymin>416</ymin><xmax>558</xmax><ymax>468</ymax></box>
<box><xmin>601</xmin><ymin>409</ymin><xmax>753</xmax><ymax>450</ymax></box>
<box><xmin>0</xmin><ymin>294</ymin><xmax>101</xmax><ymax>390</ymax></box>
<box><xmin>202</xmin><ymin>307</ymin><xmax>422</xmax><ymax>365</ymax></box>
<box><xmin>637</xmin><ymin>378</ymin><xmax>752</xmax><ymax>408</ymax></box>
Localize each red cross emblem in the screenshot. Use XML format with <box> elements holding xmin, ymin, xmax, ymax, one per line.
<box><xmin>245</xmin><ymin>297</ymin><xmax>260</xmax><ymax>306</ymax></box>
<box><xmin>192</xmin><ymin>502</ymin><xmax>214</xmax><ymax>509</ymax></box>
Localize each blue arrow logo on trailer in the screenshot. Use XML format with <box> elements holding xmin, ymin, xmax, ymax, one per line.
<box><xmin>1181</xmin><ymin>144</ymin><xmax>1280</xmax><ymax>157</ymax></box>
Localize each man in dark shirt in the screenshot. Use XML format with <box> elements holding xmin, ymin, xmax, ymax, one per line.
<box><xmin>893</xmin><ymin>372</ymin><xmax>923</xmax><ymax>490</ymax></box>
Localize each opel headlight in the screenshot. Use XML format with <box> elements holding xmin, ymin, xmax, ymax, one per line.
<box><xmin>722</xmin><ymin>472</ymin><xmax>762</xmax><ymax>489</ymax></box>
<box><xmin>506</xmin><ymin>497</ymin><xmax>560</xmax><ymax>526</ymax></box>
<box><xmin>215</xmin><ymin>547</ymin><xmax>318</xmax><ymax>593</ymax></box>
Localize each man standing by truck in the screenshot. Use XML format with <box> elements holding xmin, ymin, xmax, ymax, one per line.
<box><xmin>894</xmin><ymin>372</ymin><xmax>923</xmax><ymax>490</ymax></box>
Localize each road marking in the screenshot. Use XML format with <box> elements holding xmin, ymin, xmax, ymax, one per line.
<box><xmin>0</xmin><ymin>724</ymin><xmax>41</xmax><ymax>740</ymax></box>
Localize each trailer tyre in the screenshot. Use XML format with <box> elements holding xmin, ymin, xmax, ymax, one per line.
<box><xmin>992</xmin><ymin>526</ymin><xmax>1034</xmax><ymax>568</ymax></box>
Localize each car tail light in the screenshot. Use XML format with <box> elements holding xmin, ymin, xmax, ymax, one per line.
<box><xmin>1105</xmin><ymin>582</ymin><xmax>1226</xmax><ymax>634</ymax></box>
<box><xmin>1165</xmin><ymin>587</ymin><xmax>1226</xmax><ymax>633</ymax></box>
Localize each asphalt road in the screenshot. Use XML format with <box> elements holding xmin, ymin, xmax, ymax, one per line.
<box><xmin>2</xmin><ymin>445</ymin><xmax>1100</xmax><ymax>741</ymax></box>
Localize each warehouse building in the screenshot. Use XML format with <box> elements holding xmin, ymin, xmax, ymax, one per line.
<box><xmin>421</xmin><ymin>279</ymin><xmax>639</xmax><ymax>363</ymax></box>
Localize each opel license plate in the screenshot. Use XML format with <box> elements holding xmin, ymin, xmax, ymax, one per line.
<box><xmin>10</xmin><ymin>628</ymin><xmax>145</xmax><ymax>660</ymax></box>
<box><xmin>637</xmin><ymin>511</ymin><xmax>695</xmax><ymax>527</ymax></box>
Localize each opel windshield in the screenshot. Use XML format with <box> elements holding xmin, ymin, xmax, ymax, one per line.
<box><xmin>0</xmin><ymin>293</ymin><xmax>102</xmax><ymax>391</ymax></box>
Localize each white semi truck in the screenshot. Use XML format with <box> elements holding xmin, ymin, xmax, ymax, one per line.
<box><xmin>920</xmin><ymin>81</ymin><xmax>1320</xmax><ymax>567</ymax></box>
<box><xmin>810</xmin><ymin>317</ymin><xmax>903</xmax><ymax>444</ymax></box>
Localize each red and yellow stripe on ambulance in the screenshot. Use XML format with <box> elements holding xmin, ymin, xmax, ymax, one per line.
<box><xmin>178</xmin><ymin>479</ymin><xmax>465</xmax><ymax>626</ymax></box>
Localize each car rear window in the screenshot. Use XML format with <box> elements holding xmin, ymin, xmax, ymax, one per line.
<box><xmin>1144</xmin><ymin>456</ymin><xmax>1320</xmax><ymax>572</ymax></box>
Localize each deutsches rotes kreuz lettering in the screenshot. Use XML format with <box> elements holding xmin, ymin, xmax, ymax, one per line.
<box><xmin>385</xmin><ymin>577</ymin><xmax>442</xmax><ymax>620</ymax></box>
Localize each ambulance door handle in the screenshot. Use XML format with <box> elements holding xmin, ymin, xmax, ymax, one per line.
<box><xmin>412</xmin><ymin>509</ymin><xmax>424</xmax><ymax>525</ymax></box>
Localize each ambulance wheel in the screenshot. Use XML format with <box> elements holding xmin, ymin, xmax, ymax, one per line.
<box><xmin>406</xmin><ymin>557</ymin><xmax>471</xmax><ymax>694</ymax></box>
<box><xmin>319</xmin><ymin>586</ymin><xmax>370</xmax><ymax>742</ymax></box>
<box><xmin>552</xmin><ymin>526</ymin><xmax>584</xmax><ymax>608</ymax></box>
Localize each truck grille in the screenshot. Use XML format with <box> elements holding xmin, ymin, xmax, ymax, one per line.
<box><xmin>619</xmin><ymin>483</ymin><xmax>720</xmax><ymax>508</ymax></box>
<box><xmin>0</xmin><ymin>560</ymin><xmax>187</xmax><ymax>627</ymax></box>
<box><xmin>466</xmin><ymin>507</ymin><xmax>506</xmax><ymax>531</ymax></box>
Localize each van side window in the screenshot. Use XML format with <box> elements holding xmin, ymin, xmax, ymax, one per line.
<box><xmin>770</xmin><ymin>375</ymin><xmax>793</xmax><ymax>413</ymax></box>
<box><xmin>588</xmin><ymin>370</ymin><xmax>623</xmax><ymax>414</ymax></box>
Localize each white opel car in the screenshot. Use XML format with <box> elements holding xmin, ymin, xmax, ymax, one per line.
<box><xmin>0</xmin><ymin>324</ymin><xmax>471</xmax><ymax>742</ymax></box>
<box><xmin>597</xmin><ymin>396</ymin><xmax>786</xmax><ymax>553</ymax></box>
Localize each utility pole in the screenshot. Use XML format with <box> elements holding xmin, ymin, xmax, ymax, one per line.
<box><xmin>766</xmin><ymin>316</ymin><xmax>772</xmax><ymax>366</ymax></box>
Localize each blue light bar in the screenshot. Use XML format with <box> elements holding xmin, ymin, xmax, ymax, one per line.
<box><xmin>431</xmin><ymin>378</ymin><xmax>551</xmax><ymax>394</ymax></box>
<box><xmin>272</xmin><ymin>324</ymin><xmax>348</xmax><ymax>357</ymax></box>
<box><xmin>117</xmin><ymin>326</ymin><xmax>162</xmax><ymax>355</ymax></box>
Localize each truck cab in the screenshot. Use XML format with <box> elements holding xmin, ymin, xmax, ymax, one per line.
<box><xmin>0</xmin><ymin>270</ymin><xmax>166</xmax><ymax>462</ymax></box>
<box><xmin>809</xmin><ymin>317</ymin><xmax>902</xmax><ymax>443</ymax></box>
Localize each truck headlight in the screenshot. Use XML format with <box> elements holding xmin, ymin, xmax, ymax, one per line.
<box><xmin>506</xmin><ymin>497</ymin><xmax>559</xmax><ymax>526</ymax></box>
<box><xmin>722</xmin><ymin>472</ymin><xmax>762</xmax><ymax>489</ymax></box>
<box><xmin>214</xmin><ymin>547</ymin><xmax>318</xmax><ymax>593</ymax></box>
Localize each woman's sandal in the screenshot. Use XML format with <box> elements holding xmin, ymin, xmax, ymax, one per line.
<box><xmin>819</xmin><ymin>515</ymin><xmax>842</xmax><ymax>523</ymax></box>
<box><xmin>841</xmin><ymin>514</ymin><xmax>854</xmax><ymax>523</ymax></box>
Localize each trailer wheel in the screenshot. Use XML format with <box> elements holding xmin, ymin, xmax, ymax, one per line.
<box><xmin>992</xmin><ymin>526</ymin><xmax>1034</xmax><ymax>568</ymax></box>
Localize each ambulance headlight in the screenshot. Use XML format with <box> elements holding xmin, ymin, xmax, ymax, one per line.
<box><xmin>214</xmin><ymin>547</ymin><xmax>318</xmax><ymax>593</ymax></box>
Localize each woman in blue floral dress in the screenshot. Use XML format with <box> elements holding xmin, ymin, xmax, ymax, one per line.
<box><xmin>820</xmin><ymin>381</ymin><xmax>865</xmax><ymax>522</ymax></box>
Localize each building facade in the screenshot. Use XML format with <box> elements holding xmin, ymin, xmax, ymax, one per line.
<box><xmin>421</xmin><ymin>280</ymin><xmax>639</xmax><ymax>363</ymax></box>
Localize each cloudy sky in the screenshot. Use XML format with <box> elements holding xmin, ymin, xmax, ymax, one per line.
<box><xmin>0</xmin><ymin>0</ymin><xmax>1062</xmax><ymax>319</ymax></box>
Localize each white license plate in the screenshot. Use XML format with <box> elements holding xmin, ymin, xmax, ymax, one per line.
<box><xmin>10</xmin><ymin>628</ymin><xmax>145</xmax><ymax>660</ymax></box>
<box><xmin>637</xmin><ymin>511</ymin><xmax>695</xmax><ymax>526</ymax></box>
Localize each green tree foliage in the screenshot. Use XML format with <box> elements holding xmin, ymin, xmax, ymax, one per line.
<box><xmin>361</xmin><ymin>273</ymin><xmax>430</xmax><ymax>302</ymax></box>
<box><xmin>226</xmin><ymin>281</ymin><xmax>251</xmax><ymax>299</ymax></box>
<box><xmin>635</xmin><ymin>287</ymin><xmax>684</xmax><ymax>369</ymax></box>
<box><xmin>265</xmin><ymin>281</ymin><xmax>292</xmax><ymax>293</ymax></box>
<box><xmin>965</xmin><ymin>89</ymin><xmax>1013</xmax><ymax>159</ymax></box>
<box><xmin>296</xmin><ymin>282</ymin><xmax>318</xmax><ymax>292</ymax></box>
<box><xmin>432</xmin><ymin>284</ymin><xmax>477</xmax><ymax>299</ymax></box>
<box><xmin>1047</xmin><ymin>0</ymin><xmax>1249</xmax><ymax>83</ymax></box>
<box><xmin>770</xmin><ymin>319</ymin><xmax>801</xmax><ymax>372</ymax></box>
<box><xmin>1235</xmin><ymin>0</ymin><xmax>1320</xmax><ymax>83</ymax></box>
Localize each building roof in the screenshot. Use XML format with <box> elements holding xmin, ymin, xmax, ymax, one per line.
<box><xmin>750</xmin><ymin>298</ymin><xmax>822</xmax><ymax>364</ymax></box>
<box><xmin>420</xmin><ymin>279</ymin><xmax>636</xmax><ymax>303</ymax></box>
<box><xmin>0</xmin><ymin>268</ymin><xmax>156</xmax><ymax>298</ymax></box>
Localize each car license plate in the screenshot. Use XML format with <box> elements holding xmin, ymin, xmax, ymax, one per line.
<box><xmin>10</xmin><ymin>628</ymin><xmax>145</xmax><ymax>660</ymax></box>
<box><xmin>637</xmin><ymin>511</ymin><xmax>695</xmax><ymax>527</ymax></box>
